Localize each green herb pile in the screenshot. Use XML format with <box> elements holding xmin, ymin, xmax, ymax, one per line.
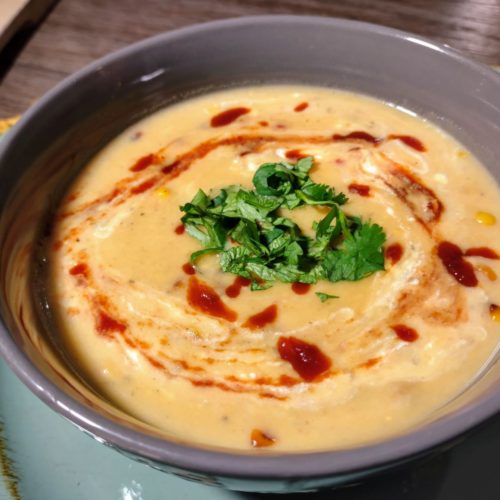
<box><xmin>180</xmin><ymin>157</ymin><xmax>386</xmax><ymax>296</ymax></box>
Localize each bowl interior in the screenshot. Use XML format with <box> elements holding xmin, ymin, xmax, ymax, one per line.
<box><xmin>0</xmin><ymin>16</ymin><xmax>499</xmax><ymax>483</ymax></box>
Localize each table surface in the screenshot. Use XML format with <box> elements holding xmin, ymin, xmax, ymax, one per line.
<box><xmin>1</xmin><ymin>0</ymin><xmax>500</xmax><ymax>115</ymax></box>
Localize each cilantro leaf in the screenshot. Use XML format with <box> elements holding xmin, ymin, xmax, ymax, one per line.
<box><xmin>323</xmin><ymin>222</ymin><xmax>386</xmax><ymax>282</ymax></box>
<box><xmin>298</xmin><ymin>178</ymin><xmax>348</xmax><ymax>206</ymax></box>
<box><xmin>295</xmin><ymin>156</ymin><xmax>314</xmax><ymax>175</ymax></box>
<box><xmin>283</xmin><ymin>241</ymin><xmax>303</xmax><ymax>266</ymax></box>
<box><xmin>218</xmin><ymin>188</ymin><xmax>282</xmax><ymax>221</ymax></box>
<box><xmin>315</xmin><ymin>292</ymin><xmax>339</xmax><ymax>302</ymax></box>
<box><xmin>252</xmin><ymin>162</ymin><xmax>295</xmax><ymax>196</ymax></box>
<box><xmin>230</xmin><ymin>219</ymin><xmax>268</xmax><ymax>255</ymax></box>
<box><xmin>308</xmin><ymin>207</ymin><xmax>342</xmax><ymax>258</ymax></box>
<box><xmin>182</xmin><ymin>216</ymin><xmax>227</xmax><ymax>249</ymax></box>
<box><xmin>219</xmin><ymin>246</ymin><xmax>253</xmax><ymax>277</ymax></box>
<box><xmin>189</xmin><ymin>247</ymin><xmax>222</xmax><ymax>263</ymax></box>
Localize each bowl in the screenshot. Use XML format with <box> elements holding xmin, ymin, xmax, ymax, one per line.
<box><xmin>0</xmin><ymin>16</ymin><xmax>499</xmax><ymax>494</ymax></box>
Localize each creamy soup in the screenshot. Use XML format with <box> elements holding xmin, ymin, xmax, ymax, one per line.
<box><xmin>48</xmin><ymin>86</ymin><xmax>500</xmax><ymax>451</ymax></box>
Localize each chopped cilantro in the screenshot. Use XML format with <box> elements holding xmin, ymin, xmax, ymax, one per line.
<box><xmin>315</xmin><ymin>292</ymin><xmax>339</xmax><ymax>302</ymax></box>
<box><xmin>179</xmin><ymin>157</ymin><xmax>386</xmax><ymax>299</ymax></box>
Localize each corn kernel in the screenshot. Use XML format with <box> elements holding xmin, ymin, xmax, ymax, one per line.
<box><xmin>476</xmin><ymin>265</ymin><xmax>497</xmax><ymax>281</ymax></box>
<box><xmin>0</xmin><ymin>115</ymin><xmax>20</xmax><ymax>134</ymax></box>
<box><xmin>155</xmin><ymin>187</ymin><xmax>170</xmax><ymax>198</ymax></box>
<box><xmin>475</xmin><ymin>211</ymin><xmax>496</xmax><ymax>225</ymax></box>
<box><xmin>490</xmin><ymin>304</ymin><xmax>500</xmax><ymax>322</ymax></box>
<box><xmin>457</xmin><ymin>149</ymin><xmax>469</xmax><ymax>158</ymax></box>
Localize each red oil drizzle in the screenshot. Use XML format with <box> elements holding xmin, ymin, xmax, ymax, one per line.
<box><xmin>130</xmin><ymin>153</ymin><xmax>157</xmax><ymax>172</ymax></box>
<box><xmin>66</xmin><ymin>131</ymin><xmax>444</xmax><ymax>227</ymax></box>
<box><xmin>259</xmin><ymin>120</ymin><xmax>269</xmax><ymax>127</ymax></box>
<box><xmin>162</xmin><ymin>159</ymin><xmax>180</xmax><ymax>175</ymax></box>
<box><xmin>155</xmin><ymin>132</ymin><xmax>379</xmax><ymax>181</ymax></box>
<box><xmin>359</xmin><ymin>357</ymin><xmax>381</xmax><ymax>369</ymax></box>
<box><xmin>385</xmin><ymin>243</ymin><xmax>404</xmax><ymax>265</ymax></box>
<box><xmin>251</xmin><ymin>429</ymin><xmax>276</xmax><ymax>448</ymax></box>
<box><xmin>187</xmin><ymin>276</ymin><xmax>237</xmax><ymax>321</ymax></box>
<box><xmin>69</xmin><ymin>263</ymin><xmax>89</xmax><ymax>279</ymax></box>
<box><xmin>145</xmin><ymin>354</ymin><xmax>166</xmax><ymax>370</ymax></box>
<box><xmin>182</xmin><ymin>263</ymin><xmax>196</xmax><ymax>275</ymax></box>
<box><xmin>294</xmin><ymin>101</ymin><xmax>309</xmax><ymax>112</ymax></box>
<box><xmin>108</xmin><ymin>187</ymin><xmax>124</xmax><ymax>202</ymax></box>
<box><xmin>96</xmin><ymin>311</ymin><xmax>126</xmax><ymax>338</ymax></box>
<box><xmin>130</xmin><ymin>178</ymin><xmax>156</xmax><ymax>195</ymax></box>
<box><xmin>211</xmin><ymin>107</ymin><xmax>251</xmax><ymax>127</ymax></box>
<box><xmin>291</xmin><ymin>282</ymin><xmax>311</xmax><ymax>295</ymax></box>
<box><xmin>348</xmin><ymin>183</ymin><xmax>371</xmax><ymax>197</ymax></box>
<box><xmin>388</xmin><ymin>134</ymin><xmax>426</xmax><ymax>152</ymax></box>
<box><xmin>333</xmin><ymin>131</ymin><xmax>379</xmax><ymax>144</ymax></box>
<box><xmin>123</xmin><ymin>336</ymin><xmax>137</xmax><ymax>348</ymax></box>
<box><xmin>279</xmin><ymin>374</ymin><xmax>300</xmax><ymax>386</ymax></box>
<box><xmin>285</xmin><ymin>149</ymin><xmax>308</xmax><ymax>160</ymax></box>
<box><xmin>225</xmin><ymin>276</ymin><xmax>251</xmax><ymax>298</ymax></box>
<box><xmin>387</xmin><ymin>165</ymin><xmax>443</xmax><ymax>227</ymax></box>
<box><xmin>464</xmin><ymin>247</ymin><xmax>499</xmax><ymax>259</ymax></box>
<box><xmin>243</xmin><ymin>304</ymin><xmax>278</xmax><ymax>330</ymax></box>
<box><xmin>437</xmin><ymin>241</ymin><xmax>478</xmax><ymax>287</ymax></box>
<box><xmin>277</xmin><ymin>336</ymin><xmax>331</xmax><ymax>382</ymax></box>
<box><xmin>174</xmin><ymin>224</ymin><xmax>185</xmax><ymax>235</ymax></box>
<box><xmin>391</xmin><ymin>324</ymin><xmax>419</xmax><ymax>342</ymax></box>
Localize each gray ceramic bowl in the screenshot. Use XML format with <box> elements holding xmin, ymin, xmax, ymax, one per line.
<box><xmin>0</xmin><ymin>16</ymin><xmax>499</xmax><ymax>494</ymax></box>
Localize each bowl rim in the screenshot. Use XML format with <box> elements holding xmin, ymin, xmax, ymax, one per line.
<box><xmin>0</xmin><ymin>14</ymin><xmax>499</xmax><ymax>479</ymax></box>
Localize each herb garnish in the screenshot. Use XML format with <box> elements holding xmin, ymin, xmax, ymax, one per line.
<box><xmin>315</xmin><ymin>292</ymin><xmax>339</xmax><ymax>302</ymax></box>
<box><xmin>180</xmin><ymin>157</ymin><xmax>386</xmax><ymax>295</ymax></box>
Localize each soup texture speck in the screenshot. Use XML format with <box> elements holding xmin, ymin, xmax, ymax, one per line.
<box><xmin>48</xmin><ymin>86</ymin><xmax>500</xmax><ymax>451</ymax></box>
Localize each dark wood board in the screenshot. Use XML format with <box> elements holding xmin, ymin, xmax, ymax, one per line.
<box><xmin>0</xmin><ymin>0</ymin><xmax>56</xmax><ymax>54</ymax></box>
<box><xmin>0</xmin><ymin>0</ymin><xmax>499</xmax><ymax>116</ymax></box>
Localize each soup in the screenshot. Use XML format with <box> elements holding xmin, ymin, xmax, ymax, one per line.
<box><xmin>47</xmin><ymin>86</ymin><xmax>500</xmax><ymax>451</ymax></box>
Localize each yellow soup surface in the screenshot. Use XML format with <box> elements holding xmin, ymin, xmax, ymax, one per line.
<box><xmin>48</xmin><ymin>86</ymin><xmax>500</xmax><ymax>451</ymax></box>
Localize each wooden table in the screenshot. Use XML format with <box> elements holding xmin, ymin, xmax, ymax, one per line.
<box><xmin>0</xmin><ymin>0</ymin><xmax>500</xmax><ymax>116</ymax></box>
